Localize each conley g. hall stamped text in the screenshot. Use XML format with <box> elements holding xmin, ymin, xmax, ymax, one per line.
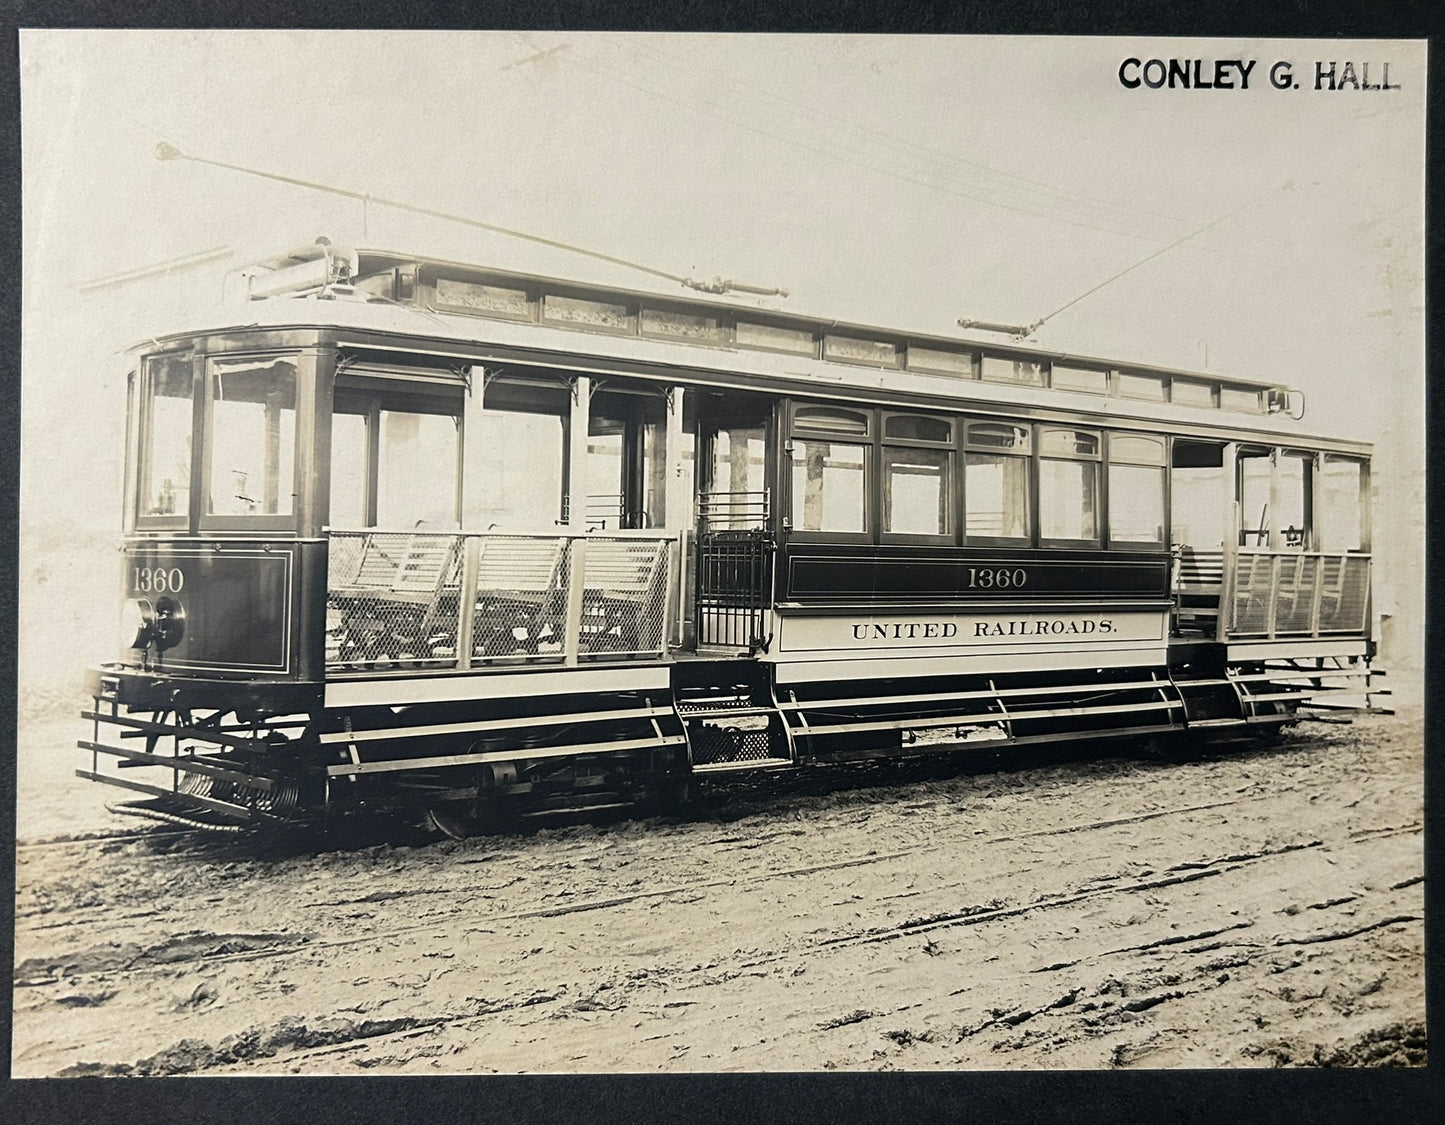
<box><xmin>1119</xmin><ymin>57</ymin><xmax>1401</xmax><ymax>92</ymax></box>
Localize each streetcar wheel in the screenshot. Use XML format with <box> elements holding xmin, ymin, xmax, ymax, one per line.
<box><xmin>424</xmin><ymin>803</ymin><xmax>475</xmax><ymax>840</ymax></box>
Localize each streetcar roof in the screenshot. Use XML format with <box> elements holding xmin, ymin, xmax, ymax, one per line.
<box><xmin>126</xmin><ymin>242</ymin><xmax>1371</xmax><ymax>456</ymax></box>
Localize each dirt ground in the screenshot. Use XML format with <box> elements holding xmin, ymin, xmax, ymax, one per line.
<box><xmin>11</xmin><ymin>710</ymin><xmax>1424</xmax><ymax>1076</ymax></box>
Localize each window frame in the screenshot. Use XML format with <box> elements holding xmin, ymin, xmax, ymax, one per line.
<box><xmin>879</xmin><ymin>411</ymin><xmax>955</xmax><ymax>544</ymax></box>
<box><xmin>133</xmin><ymin>350</ymin><xmax>200</xmax><ymax>532</ymax></box>
<box><xmin>962</xmin><ymin>419</ymin><xmax>1033</xmax><ymax>546</ymax></box>
<box><xmin>980</xmin><ymin>353</ymin><xmax>1047</xmax><ymax>388</ymax></box>
<box><xmin>1105</xmin><ymin>432</ymin><xmax>1169</xmax><ymax>550</ymax></box>
<box><xmin>200</xmin><ymin>351</ymin><xmax>306</xmax><ymax>533</ymax></box>
<box><xmin>1114</xmin><ymin>371</ymin><xmax>1168</xmax><ymax>402</ymax></box>
<box><xmin>786</xmin><ymin>430</ymin><xmax>873</xmax><ymax>540</ymax></box>
<box><xmin>1036</xmin><ymin>425</ymin><xmax>1103</xmax><ymax>549</ymax></box>
<box><xmin>1049</xmin><ymin>362</ymin><xmax>1109</xmax><ymax>395</ymax></box>
<box><xmin>1275</xmin><ymin>447</ymin><xmax>1317</xmax><ymax>551</ymax></box>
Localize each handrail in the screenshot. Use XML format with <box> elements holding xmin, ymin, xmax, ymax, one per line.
<box><xmin>698</xmin><ymin>489</ymin><xmax>771</xmax><ymax>532</ymax></box>
<box><xmin>326</xmin><ymin>526</ymin><xmax>675</xmax><ymax>539</ymax></box>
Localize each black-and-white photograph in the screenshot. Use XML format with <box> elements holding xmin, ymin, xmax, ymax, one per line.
<box><xmin>14</xmin><ymin>30</ymin><xmax>1426</xmax><ymax>1076</ymax></box>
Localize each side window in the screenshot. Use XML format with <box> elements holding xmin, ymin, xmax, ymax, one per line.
<box><xmin>475</xmin><ymin>407</ymin><xmax>565</xmax><ymax>531</ymax></box>
<box><xmin>964</xmin><ymin>421</ymin><xmax>1031</xmax><ymax>541</ymax></box>
<box><xmin>789</xmin><ymin>406</ymin><xmax>870</xmax><ymax>534</ymax></box>
<box><xmin>1236</xmin><ymin>447</ymin><xmax>1313</xmax><ymax>550</ymax></box>
<box><xmin>790</xmin><ymin>440</ymin><xmax>868</xmax><ymax>533</ymax></box>
<box><xmin>330</xmin><ymin>383</ymin><xmax>467</xmax><ymax>530</ymax></box>
<box><xmin>1108</xmin><ymin>434</ymin><xmax>1166</xmax><ymax>546</ymax></box>
<box><xmin>1038</xmin><ymin>427</ymin><xmax>1101</xmax><ymax>544</ymax></box>
<box><xmin>881</xmin><ymin>413</ymin><xmax>953</xmax><ymax>538</ymax></box>
<box><xmin>981</xmin><ymin>355</ymin><xmax>1045</xmax><ymax>387</ymax></box>
<box><xmin>1276</xmin><ymin>451</ymin><xmax>1312</xmax><ymax>550</ymax></box>
<box><xmin>1238</xmin><ymin>449</ymin><xmax>1273</xmax><ymax>546</ymax></box>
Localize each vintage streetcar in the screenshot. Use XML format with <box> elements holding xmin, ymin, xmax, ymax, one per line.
<box><xmin>79</xmin><ymin>239</ymin><xmax>1381</xmax><ymax>834</ymax></box>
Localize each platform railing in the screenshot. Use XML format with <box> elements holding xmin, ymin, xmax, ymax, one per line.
<box><xmin>325</xmin><ymin>529</ymin><xmax>675</xmax><ymax>672</ymax></box>
<box><xmin>698</xmin><ymin>489</ymin><xmax>770</xmax><ymax>532</ymax></box>
<box><xmin>1222</xmin><ymin>549</ymin><xmax>1371</xmax><ymax>640</ymax></box>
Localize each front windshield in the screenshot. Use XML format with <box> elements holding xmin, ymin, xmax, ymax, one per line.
<box><xmin>208</xmin><ymin>355</ymin><xmax>298</xmax><ymax>518</ymax></box>
<box><xmin>138</xmin><ymin>354</ymin><xmax>194</xmax><ymax>519</ymax></box>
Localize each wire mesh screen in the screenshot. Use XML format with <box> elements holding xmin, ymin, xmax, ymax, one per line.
<box><xmin>687</xmin><ymin>718</ymin><xmax>776</xmax><ymax>765</ymax></box>
<box><xmin>1227</xmin><ymin>550</ymin><xmax>1371</xmax><ymax>640</ymax></box>
<box><xmin>1272</xmin><ymin>555</ymin><xmax>1320</xmax><ymax>634</ymax></box>
<box><xmin>327</xmin><ymin>530</ymin><xmax>676</xmax><ymax>671</ymax></box>
<box><xmin>1229</xmin><ymin>552</ymin><xmax>1275</xmax><ymax>636</ymax></box>
<box><xmin>579</xmin><ymin>537</ymin><xmax>671</xmax><ymax>658</ymax></box>
<box><xmin>1318</xmin><ymin>555</ymin><xmax>1371</xmax><ymax>633</ymax></box>
<box><xmin>326</xmin><ymin>532</ymin><xmax>462</xmax><ymax>668</ymax></box>
<box><xmin>469</xmin><ymin>535</ymin><xmax>572</xmax><ymax>663</ymax></box>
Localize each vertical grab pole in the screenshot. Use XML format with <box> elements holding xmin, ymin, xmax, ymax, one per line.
<box><xmin>1217</xmin><ymin>442</ymin><xmax>1239</xmax><ymax>643</ymax></box>
<box><xmin>664</xmin><ymin>386</ymin><xmax>688</xmax><ymax>650</ymax></box>
<box><xmin>564</xmin><ymin>376</ymin><xmax>592</xmax><ymax>666</ymax></box>
<box><xmin>1308</xmin><ymin>451</ymin><xmax>1324</xmax><ymax>637</ymax></box>
<box><xmin>456</xmin><ymin>535</ymin><xmax>481</xmax><ymax>670</ymax></box>
<box><xmin>1359</xmin><ymin>458</ymin><xmax>1374</xmax><ymax>643</ymax></box>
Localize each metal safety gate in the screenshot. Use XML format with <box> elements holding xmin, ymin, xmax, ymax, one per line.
<box><xmin>694</xmin><ymin>530</ymin><xmax>774</xmax><ymax>650</ymax></box>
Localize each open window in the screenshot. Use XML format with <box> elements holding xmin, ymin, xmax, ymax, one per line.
<box><xmin>329</xmin><ymin>371</ymin><xmax>464</xmax><ymax>530</ymax></box>
<box><xmin>1236</xmin><ymin>447</ymin><xmax>1313</xmax><ymax>550</ymax></box>
<box><xmin>1319</xmin><ymin>455</ymin><xmax>1369</xmax><ymax>553</ymax></box>
<box><xmin>1171</xmin><ymin>439</ymin><xmax>1226</xmax><ymax>553</ymax></box>
<box><xmin>586</xmin><ymin>385</ymin><xmax>670</xmax><ymax>530</ymax></box>
<box><xmin>1170</xmin><ymin>439</ymin><xmax>1227</xmax><ymax>635</ymax></box>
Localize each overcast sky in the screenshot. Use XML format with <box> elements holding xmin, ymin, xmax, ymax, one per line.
<box><xmin>20</xmin><ymin>30</ymin><xmax>1426</xmax><ymax>527</ymax></box>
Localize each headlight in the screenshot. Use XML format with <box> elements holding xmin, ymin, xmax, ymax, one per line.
<box><xmin>152</xmin><ymin>595</ymin><xmax>186</xmax><ymax>651</ymax></box>
<box><xmin>119</xmin><ymin>597</ymin><xmax>155</xmax><ymax>652</ymax></box>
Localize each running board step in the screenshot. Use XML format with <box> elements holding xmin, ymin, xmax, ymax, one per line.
<box><xmin>780</xmin><ymin>671</ymin><xmax>1187</xmax><ymax>749</ymax></box>
<box><xmin>692</xmin><ymin>759</ymin><xmax>794</xmax><ymax>775</ymax></box>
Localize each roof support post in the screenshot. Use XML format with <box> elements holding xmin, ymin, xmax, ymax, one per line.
<box><xmin>563</xmin><ymin>376</ymin><xmax>592</xmax><ymax>666</ymax></box>
<box><xmin>461</xmin><ymin>365</ymin><xmax>491</xmax><ymax>529</ymax></box>
<box><xmin>664</xmin><ymin>386</ymin><xmax>688</xmax><ymax>649</ymax></box>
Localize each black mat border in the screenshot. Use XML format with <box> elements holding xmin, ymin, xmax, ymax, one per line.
<box><xmin>0</xmin><ymin>3</ymin><xmax>1438</xmax><ymax>1123</ymax></box>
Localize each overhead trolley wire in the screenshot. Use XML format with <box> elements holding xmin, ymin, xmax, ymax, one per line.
<box><xmin>624</xmin><ymin>39</ymin><xmax>1194</xmax><ymax>233</ymax></box>
<box><xmin>152</xmin><ymin>142</ymin><xmax>788</xmax><ymax>298</ymax></box>
<box><xmin>538</xmin><ymin>37</ymin><xmax>1176</xmax><ymax>244</ymax></box>
<box><xmin>1007</xmin><ymin>182</ymin><xmax>1292</xmax><ymax>337</ymax></box>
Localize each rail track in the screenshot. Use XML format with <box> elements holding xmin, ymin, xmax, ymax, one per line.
<box><xmin>13</xmin><ymin>714</ymin><xmax>1425</xmax><ymax>1075</ymax></box>
<box><xmin>15</xmin><ymin>792</ymin><xmax>1300</xmax><ymax>989</ymax></box>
